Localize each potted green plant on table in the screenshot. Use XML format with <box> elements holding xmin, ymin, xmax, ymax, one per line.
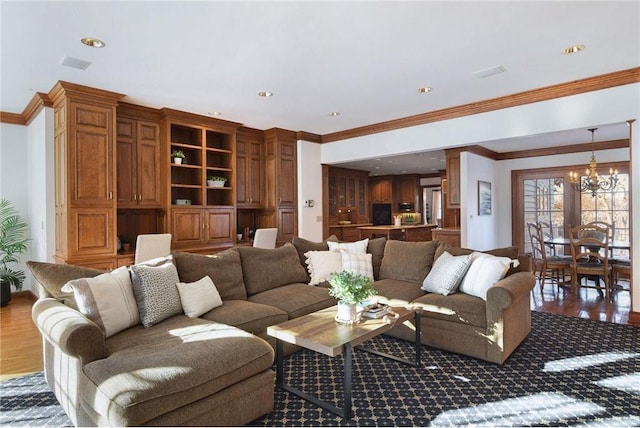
<box><xmin>207</xmin><ymin>176</ymin><xmax>227</xmax><ymax>187</ymax></box>
<box><xmin>171</xmin><ymin>150</ymin><xmax>186</xmax><ymax>164</ymax></box>
<box><xmin>328</xmin><ymin>270</ymin><xmax>376</xmax><ymax>324</ymax></box>
<box><xmin>0</xmin><ymin>199</ymin><xmax>29</xmax><ymax>306</ymax></box>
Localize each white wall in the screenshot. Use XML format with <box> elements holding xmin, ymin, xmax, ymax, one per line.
<box><xmin>26</xmin><ymin>108</ymin><xmax>55</xmax><ymax>268</ymax></box>
<box><xmin>297</xmin><ymin>140</ymin><xmax>323</xmax><ymax>241</ymax></box>
<box><xmin>0</xmin><ymin>122</ymin><xmax>31</xmax><ymax>291</ymax></box>
<box><xmin>462</xmin><ymin>152</ymin><xmax>500</xmax><ymax>250</ymax></box>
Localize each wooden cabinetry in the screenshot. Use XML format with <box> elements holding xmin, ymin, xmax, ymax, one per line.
<box><xmin>163</xmin><ymin>109</ymin><xmax>241</xmax><ymax>251</ymax></box>
<box><xmin>170</xmin><ymin>207</ymin><xmax>235</xmax><ymax>250</ymax></box>
<box><xmin>236</xmin><ymin>127</ymin><xmax>264</xmax><ymax>208</ymax></box>
<box><xmin>395</xmin><ymin>175</ymin><xmax>419</xmax><ymax>207</ymax></box>
<box><xmin>50</xmin><ymin>82</ymin><xmax>124</xmax><ymax>268</ymax></box>
<box><xmin>327</xmin><ymin>166</ymin><xmax>369</xmax><ymax>226</ymax></box>
<box><xmin>264</xmin><ymin>128</ymin><xmax>298</xmax><ymax>243</ymax></box>
<box><xmin>445</xmin><ymin>149</ymin><xmax>461</xmax><ymax>208</ymax></box>
<box><xmin>432</xmin><ymin>228</ymin><xmax>461</xmax><ymax>247</ymax></box>
<box><xmin>116</xmin><ymin>110</ymin><xmax>162</xmax><ymax>208</ymax></box>
<box><xmin>369</xmin><ymin>176</ymin><xmax>393</xmax><ymax>204</ymax></box>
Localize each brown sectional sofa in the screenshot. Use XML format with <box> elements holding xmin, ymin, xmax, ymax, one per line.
<box><xmin>29</xmin><ymin>238</ymin><xmax>535</xmax><ymax>426</ymax></box>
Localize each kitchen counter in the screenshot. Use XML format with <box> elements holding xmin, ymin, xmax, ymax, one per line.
<box><xmin>358</xmin><ymin>224</ymin><xmax>438</xmax><ymax>242</ymax></box>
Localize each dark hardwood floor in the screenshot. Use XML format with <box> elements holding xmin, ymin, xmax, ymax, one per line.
<box><xmin>0</xmin><ymin>284</ymin><xmax>635</xmax><ymax>380</ymax></box>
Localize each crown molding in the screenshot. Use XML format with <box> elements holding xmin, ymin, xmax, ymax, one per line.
<box><xmin>321</xmin><ymin>67</ymin><xmax>640</xmax><ymax>143</ymax></box>
<box><xmin>495</xmin><ymin>138</ymin><xmax>629</xmax><ymax>160</ymax></box>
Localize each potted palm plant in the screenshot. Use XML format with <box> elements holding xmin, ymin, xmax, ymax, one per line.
<box><xmin>0</xmin><ymin>199</ymin><xmax>29</xmax><ymax>306</ymax></box>
<box><xmin>328</xmin><ymin>270</ymin><xmax>376</xmax><ymax>323</ymax></box>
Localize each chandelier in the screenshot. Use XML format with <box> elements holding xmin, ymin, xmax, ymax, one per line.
<box><xmin>568</xmin><ymin>128</ymin><xmax>618</xmax><ymax>197</ymax></box>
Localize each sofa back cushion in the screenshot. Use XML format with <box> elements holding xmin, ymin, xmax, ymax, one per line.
<box><xmin>434</xmin><ymin>242</ymin><xmax>523</xmax><ymax>276</ymax></box>
<box><xmin>291</xmin><ymin>235</ymin><xmax>339</xmax><ymax>281</ymax></box>
<box><xmin>238</xmin><ymin>243</ymin><xmax>310</xmax><ymax>296</ymax></box>
<box><xmin>379</xmin><ymin>240</ymin><xmax>440</xmax><ymax>284</ymax></box>
<box><xmin>367</xmin><ymin>237</ymin><xmax>387</xmax><ymax>280</ymax></box>
<box><xmin>172</xmin><ymin>249</ymin><xmax>247</xmax><ymax>300</ymax></box>
<box><xmin>26</xmin><ymin>261</ymin><xmax>105</xmax><ymax>310</ymax></box>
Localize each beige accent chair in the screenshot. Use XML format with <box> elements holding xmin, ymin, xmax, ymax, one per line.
<box><xmin>134</xmin><ymin>233</ymin><xmax>172</xmax><ymax>264</ymax></box>
<box><xmin>253</xmin><ymin>228</ymin><xmax>278</xmax><ymax>249</ymax></box>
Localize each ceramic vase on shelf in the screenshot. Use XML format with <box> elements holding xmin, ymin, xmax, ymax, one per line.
<box><xmin>173</xmin><ymin>157</ymin><xmax>183</xmax><ymax>165</ymax></box>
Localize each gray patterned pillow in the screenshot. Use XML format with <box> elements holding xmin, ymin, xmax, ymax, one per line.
<box><xmin>130</xmin><ymin>261</ymin><xmax>182</xmax><ymax>327</ymax></box>
<box><xmin>421</xmin><ymin>251</ymin><xmax>472</xmax><ymax>295</ymax></box>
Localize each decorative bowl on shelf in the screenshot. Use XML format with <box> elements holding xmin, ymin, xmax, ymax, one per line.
<box><xmin>338</xmin><ymin>220</ymin><xmax>352</xmax><ymax>225</ymax></box>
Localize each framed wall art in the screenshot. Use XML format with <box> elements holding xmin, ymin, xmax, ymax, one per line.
<box><xmin>478</xmin><ymin>181</ymin><xmax>492</xmax><ymax>215</ymax></box>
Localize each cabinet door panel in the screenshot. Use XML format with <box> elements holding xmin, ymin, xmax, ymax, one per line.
<box><xmin>248</xmin><ymin>142</ymin><xmax>264</xmax><ymax>206</ymax></box>
<box><xmin>69</xmin><ymin>209</ymin><xmax>114</xmax><ymax>257</ymax></box>
<box><xmin>171</xmin><ymin>209</ymin><xmax>205</xmax><ymax>247</ymax></box>
<box><xmin>278</xmin><ymin>208</ymin><xmax>297</xmax><ymax>242</ymax></box>
<box><xmin>206</xmin><ymin>208</ymin><xmax>234</xmax><ymax>243</ymax></box>
<box><xmin>235</xmin><ymin>145</ymin><xmax>249</xmax><ymax>206</ymax></box>
<box><xmin>136</xmin><ymin>121</ymin><xmax>161</xmax><ymax>207</ymax></box>
<box><xmin>117</xmin><ymin>138</ymin><xmax>136</xmax><ymax>206</ymax></box>
<box><xmin>71</xmin><ymin>103</ymin><xmax>113</xmax><ymax>206</ymax></box>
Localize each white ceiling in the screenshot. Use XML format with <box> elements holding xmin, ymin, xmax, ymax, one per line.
<box><xmin>1</xmin><ymin>1</ymin><xmax>638</xmax><ymax>174</ymax></box>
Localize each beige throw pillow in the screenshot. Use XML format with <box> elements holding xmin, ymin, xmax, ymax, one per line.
<box><xmin>176</xmin><ymin>276</ymin><xmax>223</xmax><ymax>318</ymax></box>
<box><xmin>304</xmin><ymin>250</ymin><xmax>343</xmax><ymax>286</ymax></box>
<box><xmin>61</xmin><ymin>266</ymin><xmax>139</xmax><ymax>338</ymax></box>
<box><xmin>340</xmin><ymin>250</ymin><xmax>374</xmax><ymax>281</ymax></box>
<box><xmin>327</xmin><ymin>238</ymin><xmax>369</xmax><ymax>254</ymax></box>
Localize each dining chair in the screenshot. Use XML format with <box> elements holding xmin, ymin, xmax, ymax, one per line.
<box><xmin>568</xmin><ymin>224</ymin><xmax>612</xmax><ymax>301</ymax></box>
<box><xmin>252</xmin><ymin>228</ymin><xmax>278</xmax><ymax>249</ymax></box>
<box><xmin>527</xmin><ymin>222</ymin><xmax>571</xmax><ymax>292</ymax></box>
<box><xmin>134</xmin><ymin>233</ymin><xmax>172</xmax><ymax>264</ymax></box>
<box><xmin>538</xmin><ymin>220</ymin><xmax>556</xmax><ymax>255</ymax></box>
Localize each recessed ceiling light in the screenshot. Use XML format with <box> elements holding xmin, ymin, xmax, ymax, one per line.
<box><xmin>208</xmin><ymin>111</ymin><xmax>222</xmax><ymax>116</ymax></box>
<box><xmin>328</xmin><ymin>112</ymin><xmax>341</xmax><ymax>116</ymax></box>
<box><xmin>258</xmin><ymin>91</ymin><xmax>273</xmax><ymax>97</ymax></box>
<box><xmin>375</xmin><ymin>158</ymin><xmax>381</xmax><ymax>161</ymax></box>
<box><xmin>81</xmin><ymin>37</ymin><xmax>106</xmax><ymax>48</ymax></box>
<box><xmin>401</xmin><ymin>170</ymin><xmax>407</xmax><ymax>174</ymax></box>
<box><xmin>375</xmin><ymin>166</ymin><xmax>381</xmax><ymax>170</ymax></box>
<box><xmin>418</xmin><ymin>86</ymin><xmax>433</xmax><ymax>93</ymax></box>
<box><xmin>562</xmin><ymin>44</ymin><xmax>585</xmax><ymax>54</ymax></box>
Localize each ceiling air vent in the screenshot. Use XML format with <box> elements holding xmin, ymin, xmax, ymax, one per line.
<box><xmin>472</xmin><ymin>65</ymin><xmax>506</xmax><ymax>79</ymax></box>
<box><xmin>59</xmin><ymin>55</ymin><xmax>92</xmax><ymax>70</ymax></box>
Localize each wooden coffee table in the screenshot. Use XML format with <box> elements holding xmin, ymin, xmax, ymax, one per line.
<box><xmin>267</xmin><ymin>305</ymin><xmax>421</xmax><ymax>419</ymax></box>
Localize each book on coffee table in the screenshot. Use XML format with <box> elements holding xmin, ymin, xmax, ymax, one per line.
<box><xmin>362</xmin><ymin>303</ymin><xmax>389</xmax><ymax>318</ymax></box>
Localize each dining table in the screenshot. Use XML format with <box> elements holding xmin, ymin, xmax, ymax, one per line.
<box><xmin>543</xmin><ymin>237</ymin><xmax>631</xmax><ymax>252</ymax></box>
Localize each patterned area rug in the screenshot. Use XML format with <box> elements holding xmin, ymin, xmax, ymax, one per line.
<box><xmin>2</xmin><ymin>311</ymin><xmax>638</xmax><ymax>427</ymax></box>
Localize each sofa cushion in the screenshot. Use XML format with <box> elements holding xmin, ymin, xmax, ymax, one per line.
<box><xmin>411</xmin><ymin>292</ymin><xmax>487</xmax><ymax>328</ymax></box>
<box><xmin>172</xmin><ymin>249</ymin><xmax>247</xmax><ymax>301</ymax></box>
<box><xmin>83</xmin><ymin>315</ymin><xmax>274</xmax><ymax>426</ymax></box>
<box><xmin>435</xmin><ymin>243</ymin><xmax>520</xmax><ymax>276</ymax></box>
<box><xmin>26</xmin><ymin>261</ymin><xmax>105</xmax><ymax>310</ymax></box>
<box><xmin>327</xmin><ymin>238</ymin><xmax>369</xmax><ymax>254</ymax></box>
<box><xmin>340</xmin><ymin>250</ymin><xmax>374</xmax><ymax>281</ymax></box>
<box><xmin>304</xmin><ymin>250</ymin><xmax>343</xmax><ymax>286</ymax></box>
<box><xmin>459</xmin><ymin>252</ymin><xmax>520</xmax><ymax>300</ymax></box>
<box><xmin>422</xmin><ymin>251</ymin><xmax>472</xmax><ymax>296</ymax></box>
<box><xmin>61</xmin><ymin>266</ymin><xmax>139</xmax><ymax>338</ymax></box>
<box><xmin>371</xmin><ymin>278</ymin><xmax>426</xmax><ymax>306</ymax></box>
<box><xmin>379</xmin><ymin>240</ymin><xmax>440</xmax><ymax>284</ymax></box>
<box><xmin>176</xmin><ymin>276</ymin><xmax>223</xmax><ymax>318</ymax></box>
<box><xmin>367</xmin><ymin>237</ymin><xmax>387</xmax><ymax>280</ymax></box>
<box><xmin>238</xmin><ymin>244</ymin><xmax>309</xmax><ymax>296</ymax></box>
<box><xmin>291</xmin><ymin>235</ymin><xmax>339</xmax><ymax>268</ymax></box>
<box><xmin>200</xmin><ymin>300</ymin><xmax>288</xmax><ymax>337</ymax></box>
<box><xmin>130</xmin><ymin>261</ymin><xmax>182</xmax><ymax>328</ymax></box>
<box><xmin>248</xmin><ymin>283</ymin><xmax>336</xmax><ymax>319</ymax></box>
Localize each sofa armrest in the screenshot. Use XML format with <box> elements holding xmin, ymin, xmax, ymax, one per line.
<box><xmin>32</xmin><ymin>298</ymin><xmax>106</xmax><ymax>365</ymax></box>
<box><xmin>486</xmin><ymin>271</ymin><xmax>535</xmax><ymax>311</ymax></box>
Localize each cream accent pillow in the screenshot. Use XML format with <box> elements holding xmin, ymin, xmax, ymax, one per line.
<box><xmin>459</xmin><ymin>252</ymin><xmax>520</xmax><ymax>300</ymax></box>
<box><xmin>327</xmin><ymin>238</ymin><xmax>369</xmax><ymax>254</ymax></box>
<box><xmin>421</xmin><ymin>251</ymin><xmax>472</xmax><ymax>296</ymax></box>
<box><xmin>340</xmin><ymin>250</ymin><xmax>374</xmax><ymax>281</ymax></box>
<box><xmin>176</xmin><ymin>276</ymin><xmax>223</xmax><ymax>318</ymax></box>
<box><xmin>61</xmin><ymin>266</ymin><xmax>139</xmax><ymax>338</ymax></box>
<box><xmin>304</xmin><ymin>250</ymin><xmax>343</xmax><ymax>285</ymax></box>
